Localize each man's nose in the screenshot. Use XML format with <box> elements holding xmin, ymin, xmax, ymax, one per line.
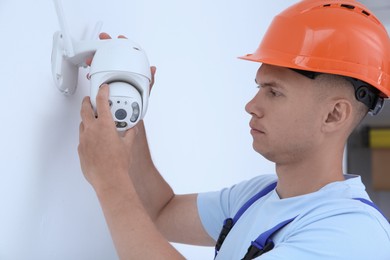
<box><xmin>245</xmin><ymin>92</ymin><xmax>264</xmax><ymax>118</ymax></box>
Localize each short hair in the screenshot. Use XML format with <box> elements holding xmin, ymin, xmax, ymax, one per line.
<box><xmin>314</xmin><ymin>73</ymin><xmax>369</xmax><ymax>130</ymax></box>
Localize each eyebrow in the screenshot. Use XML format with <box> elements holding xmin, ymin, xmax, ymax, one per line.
<box><xmin>255</xmin><ymin>79</ymin><xmax>286</xmax><ymax>90</ymax></box>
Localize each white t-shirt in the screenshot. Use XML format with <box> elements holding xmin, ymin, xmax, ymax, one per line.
<box><xmin>197</xmin><ymin>174</ymin><xmax>390</xmax><ymax>259</ymax></box>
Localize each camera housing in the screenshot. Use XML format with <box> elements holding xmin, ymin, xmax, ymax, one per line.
<box><xmin>51</xmin><ymin>0</ymin><xmax>151</xmax><ymax>131</ymax></box>
<box><xmin>88</xmin><ymin>40</ymin><xmax>151</xmax><ymax>130</ymax></box>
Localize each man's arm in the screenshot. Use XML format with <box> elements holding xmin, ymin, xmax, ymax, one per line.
<box><xmin>78</xmin><ymin>84</ymin><xmax>214</xmax><ymax>258</ymax></box>
<box><xmin>128</xmin><ymin>120</ymin><xmax>215</xmax><ymax>246</ymax></box>
<box><xmin>95</xmin><ymin>172</ymin><xmax>184</xmax><ymax>259</ymax></box>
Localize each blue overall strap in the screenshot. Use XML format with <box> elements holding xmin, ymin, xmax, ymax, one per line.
<box><xmin>233</xmin><ymin>182</ymin><xmax>278</xmax><ymax>223</ymax></box>
<box><xmin>240</xmin><ymin>198</ymin><xmax>388</xmax><ymax>259</ymax></box>
<box><xmin>215</xmin><ymin>185</ymin><xmax>389</xmax><ymax>259</ymax></box>
<box><xmin>214</xmin><ymin>182</ymin><xmax>277</xmax><ymax>258</ymax></box>
<box><xmin>242</xmin><ymin>216</ymin><xmax>297</xmax><ymax>260</ymax></box>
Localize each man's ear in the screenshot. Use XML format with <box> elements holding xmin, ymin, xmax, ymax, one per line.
<box><xmin>322</xmin><ymin>99</ymin><xmax>352</xmax><ymax>133</ymax></box>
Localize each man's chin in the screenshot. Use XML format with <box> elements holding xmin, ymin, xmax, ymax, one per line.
<box><xmin>253</xmin><ymin>145</ymin><xmax>276</xmax><ymax>162</ymax></box>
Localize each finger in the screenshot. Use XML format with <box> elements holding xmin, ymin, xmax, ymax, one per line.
<box><xmin>99</xmin><ymin>32</ymin><xmax>112</xmax><ymax>40</ymax></box>
<box><xmin>96</xmin><ymin>84</ymin><xmax>113</xmax><ymax>120</ymax></box>
<box><xmin>80</xmin><ymin>96</ymin><xmax>95</xmax><ymax>124</ymax></box>
<box><xmin>85</xmin><ymin>57</ymin><xmax>93</xmax><ymax>67</ymax></box>
<box><xmin>150</xmin><ymin>66</ymin><xmax>156</xmax><ymax>91</ymax></box>
<box><xmin>118</xmin><ymin>35</ymin><xmax>128</xmax><ymax>39</ymax></box>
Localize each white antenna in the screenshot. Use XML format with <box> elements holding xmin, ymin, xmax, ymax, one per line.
<box><xmin>51</xmin><ymin>0</ymin><xmax>103</xmax><ymax>94</ymax></box>
<box><xmin>53</xmin><ymin>0</ymin><xmax>74</xmax><ymax>57</ymax></box>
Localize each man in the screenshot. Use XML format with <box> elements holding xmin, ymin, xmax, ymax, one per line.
<box><xmin>78</xmin><ymin>0</ymin><xmax>390</xmax><ymax>259</ymax></box>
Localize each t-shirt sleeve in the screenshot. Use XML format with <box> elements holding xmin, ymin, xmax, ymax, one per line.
<box><xmin>196</xmin><ymin>174</ymin><xmax>277</xmax><ymax>241</ymax></box>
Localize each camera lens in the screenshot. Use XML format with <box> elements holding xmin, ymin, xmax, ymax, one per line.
<box><xmin>115</xmin><ymin>109</ymin><xmax>127</xmax><ymax>120</ymax></box>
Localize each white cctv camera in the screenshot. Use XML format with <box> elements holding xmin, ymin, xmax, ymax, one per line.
<box><xmin>50</xmin><ymin>0</ymin><xmax>151</xmax><ymax>131</ymax></box>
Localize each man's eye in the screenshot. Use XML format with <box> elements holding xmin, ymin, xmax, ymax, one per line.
<box><xmin>269</xmin><ymin>89</ymin><xmax>281</xmax><ymax>97</ymax></box>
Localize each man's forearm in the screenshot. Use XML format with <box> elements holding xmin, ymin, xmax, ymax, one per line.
<box><xmin>128</xmin><ymin>121</ymin><xmax>175</xmax><ymax>221</ymax></box>
<box><xmin>96</xmin><ymin>173</ymin><xmax>184</xmax><ymax>259</ymax></box>
<box><xmin>78</xmin><ymin>85</ymin><xmax>193</xmax><ymax>253</ymax></box>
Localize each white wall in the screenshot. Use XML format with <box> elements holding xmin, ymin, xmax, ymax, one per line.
<box><xmin>0</xmin><ymin>0</ymin><xmax>298</xmax><ymax>259</ymax></box>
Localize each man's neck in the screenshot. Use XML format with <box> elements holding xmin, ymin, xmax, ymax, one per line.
<box><xmin>274</xmin><ymin>151</ymin><xmax>345</xmax><ymax>199</ymax></box>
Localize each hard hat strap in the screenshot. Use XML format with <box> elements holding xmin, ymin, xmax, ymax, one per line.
<box><xmin>344</xmin><ymin>77</ymin><xmax>384</xmax><ymax>115</ymax></box>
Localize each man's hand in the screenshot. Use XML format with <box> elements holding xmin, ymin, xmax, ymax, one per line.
<box><xmin>78</xmin><ymin>86</ymin><xmax>185</xmax><ymax>259</ymax></box>
<box><xmin>79</xmin><ymin>32</ymin><xmax>156</xmax><ymax>192</ymax></box>
<box><xmin>78</xmin><ymin>84</ymin><xmax>137</xmax><ymax>192</ymax></box>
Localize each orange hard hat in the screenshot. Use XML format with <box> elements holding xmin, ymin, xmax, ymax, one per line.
<box><xmin>240</xmin><ymin>0</ymin><xmax>390</xmax><ymax>100</ymax></box>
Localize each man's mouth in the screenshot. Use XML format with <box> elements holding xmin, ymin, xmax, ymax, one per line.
<box><xmin>249</xmin><ymin>122</ymin><xmax>266</xmax><ymax>134</ymax></box>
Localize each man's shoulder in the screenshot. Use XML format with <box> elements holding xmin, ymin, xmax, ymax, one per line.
<box><xmin>232</xmin><ymin>174</ymin><xmax>278</xmax><ymax>194</ymax></box>
<box><xmin>289</xmin><ymin>195</ymin><xmax>390</xmax><ymax>242</ymax></box>
<box><xmin>228</xmin><ymin>174</ymin><xmax>278</xmax><ymax>207</ymax></box>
